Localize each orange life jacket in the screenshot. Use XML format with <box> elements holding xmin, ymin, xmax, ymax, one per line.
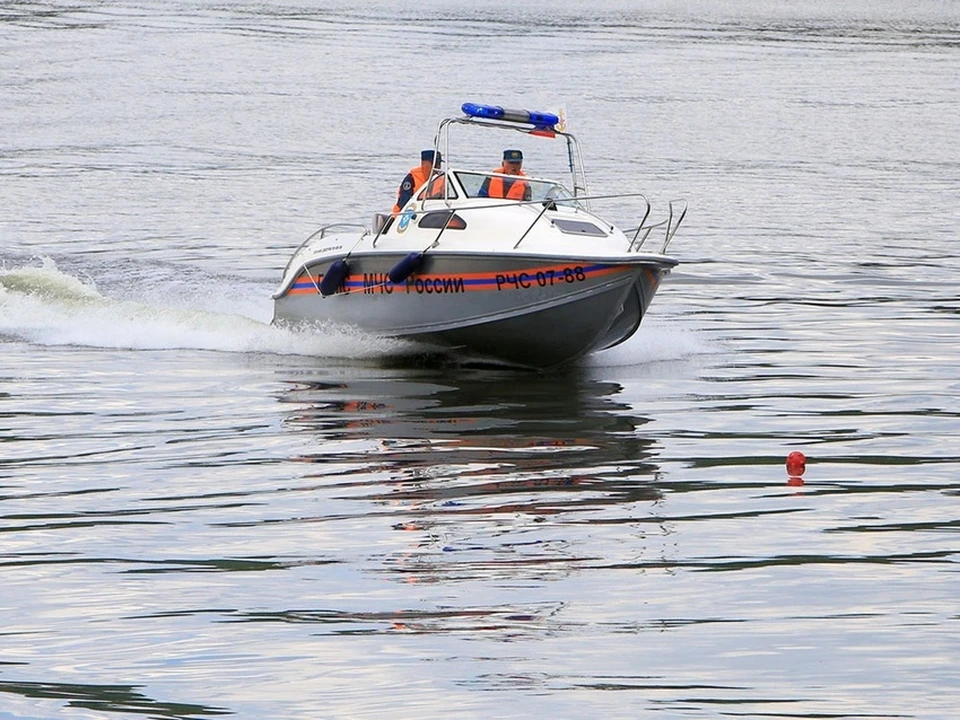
<box><xmin>393</xmin><ymin>165</ymin><xmax>431</xmax><ymax>215</ymax></box>
<box><xmin>486</xmin><ymin>166</ymin><xmax>528</xmax><ymax>200</ymax></box>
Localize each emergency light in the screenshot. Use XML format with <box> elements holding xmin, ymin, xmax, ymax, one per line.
<box><xmin>461</xmin><ymin>102</ymin><xmax>559</xmax><ymax>128</ymax></box>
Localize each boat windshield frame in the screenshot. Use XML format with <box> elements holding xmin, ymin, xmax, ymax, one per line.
<box><xmin>429</xmin><ymin>115</ymin><xmax>590</xmax><ymax>208</ymax></box>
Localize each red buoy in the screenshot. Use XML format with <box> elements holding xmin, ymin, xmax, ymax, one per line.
<box><xmin>786</xmin><ymin>451</ymin><xmax>806</xmax><ymax>477</ymax></box>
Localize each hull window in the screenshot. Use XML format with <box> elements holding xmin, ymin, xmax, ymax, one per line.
<box><xmin>418</xmin><ymin>211</ymin><xmax>467</xmax><ymax>230</ymax></box>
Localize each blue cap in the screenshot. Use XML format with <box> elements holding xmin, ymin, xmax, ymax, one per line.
<box><xmin>503</xmin><ymin>149</ymin><xmax>523</xmax><ymax>162</ymax></box>
<box><xmin>421</xmin><ymin>149</ymin><xmax>442</xmax><ymax>164</ymax></box>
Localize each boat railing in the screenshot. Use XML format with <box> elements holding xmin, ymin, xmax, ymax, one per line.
<box><xmin>279</xmin><ymin>223</ymin><xmax>369</xmax><ymax>278</ymax></box>
<box><xmin>449</xmin><ymin>191</ymin><xmax>683</xmax><ymax>254</ymax></box>
<box><xmin>294</xmin><ymin>193</ymin><xmax>684</xmax><ymax>272</ymax></box>
<box><xmin>625</xmin><ymin>199</ymin><xmax>687</xmax><ymax>254</ymax></box>
<box><xmin>378</xmin><ymin>192</ymin><xmax>685</xmax><ymax>255</ymax></box>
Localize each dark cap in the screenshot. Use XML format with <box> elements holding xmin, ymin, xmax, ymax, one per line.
<box><xmin>503</xmin><ymin>149</ymin><xmax>523</xmax><ymax>162</ymax></box>
<box><xmin>421</xmin><ymin>149</ymin><xmax>442</xmax><ymax>164</ymax></box>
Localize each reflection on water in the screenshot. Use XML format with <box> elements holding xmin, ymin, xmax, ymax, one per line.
<box><xmin>0</xmin><ymin>679</ymin><xmax>228</xmax><ymax>719</ymax></box>
<box><xmin>281</xmin><ymin>367</ymin><xmax>659</xmax><ymax>476</ymax></box>
<box><xmin>266</xmin><ymin>368</ymin><xmax>665</xmax><ymax>586</ymax></box>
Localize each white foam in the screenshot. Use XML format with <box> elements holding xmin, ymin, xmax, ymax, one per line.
<box><xmin>0</xmin><ymin>258</ymin><xmax>412</xmax><ymax>358</ymax></box>
<box><xmin>587</xmin><ymin>322</ymin><xmax>719</xmax><ymax>368</ymax></box>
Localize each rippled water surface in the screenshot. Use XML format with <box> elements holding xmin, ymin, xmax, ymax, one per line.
<box><xmin>2</xmin><ymin>2</ymin><xmax>959</xmax><ymax>718</ymax></box>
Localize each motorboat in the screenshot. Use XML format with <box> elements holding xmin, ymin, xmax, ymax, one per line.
<box><xmin>272</xmin><ymin>102</ymin><xmax>686</xmax><ymax>369</ymax></box>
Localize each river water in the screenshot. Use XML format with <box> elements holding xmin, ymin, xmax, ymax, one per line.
<box><xmin>2</xmin><ymin>2</ymin><xmax>959</xmax><ymax>718</ymax></box>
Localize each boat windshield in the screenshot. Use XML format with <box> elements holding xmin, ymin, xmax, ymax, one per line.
<box><xmin>454</xmin><ymin>171</ymin><xmax>579</xmax><ymax>206</ymax></box>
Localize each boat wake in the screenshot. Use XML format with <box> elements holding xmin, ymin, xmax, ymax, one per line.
<box><xmin>0</xmin><ymin>257</ymin><xmax>416</xmax><ymax>359</ymax></box>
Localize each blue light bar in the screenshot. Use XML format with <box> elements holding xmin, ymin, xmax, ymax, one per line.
<box><xmin>461</xmin><ymin>102</ymin><xmax>503</xmax><ymax>120</ymax></box>
<box><xmin>461</xmin><ymin>102</ymin><xmax>560</xmax><ymax>128</ymax></box>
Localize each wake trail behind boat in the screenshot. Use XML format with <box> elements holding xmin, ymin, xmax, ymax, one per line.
<box><xmin>0</xmin><ymin>258</ymin><xmax>414</xmax><ymax>359</ymax></box>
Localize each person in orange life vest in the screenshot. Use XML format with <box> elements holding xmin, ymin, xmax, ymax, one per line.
<box><xmin>392</xmin><ymin>149</ymin><xmax>443</xmax><ymax>215</ymax></box>
<box><xmin>478</xmin><ymin>149</ymin><xmax>530</xmax><ymax>201</ymax></box>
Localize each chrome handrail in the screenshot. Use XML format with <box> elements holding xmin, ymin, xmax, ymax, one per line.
<box><xmin>662</xmin><ymin>200</ymin><xmax>687</xmax><ymax>254</ymax></box>
<box><xmin>625</xmin><ymin>199</ymin><xmax>687</xmax><ymax>254</ymax></box>
<box><xmin>288</xmin><ymin>191</ymin><xmax>684</xmax><ymax>282</ymax></box>
<box><xmin>278</xmin><ymin>223</ymin><xmax>369</xmax><ymax>281</ymax></box>
<box><xmin>627</xmin><ymin>200</ymin><xmax>653</xmax><ymax>252</ymax></box>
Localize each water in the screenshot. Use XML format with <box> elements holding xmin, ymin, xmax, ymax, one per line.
<box><xmin>2</xmin><ymin>2</ymin><xmax>959</xmax><ymax>718</ymax></box>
